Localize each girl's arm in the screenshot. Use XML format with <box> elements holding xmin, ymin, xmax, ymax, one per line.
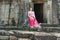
<box><xmin>28</xmin><ymin>11</ymin><xmax>30</xmax><ymax>18</ymax></box>
<box><xmin>33</xmin><ymin>11</ymin><xmax>36</xmax><ymax>18</ymax></box>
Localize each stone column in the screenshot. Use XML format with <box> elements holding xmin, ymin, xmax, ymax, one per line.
<box><xmin>43</xmin><ymin>1</ymin><xmax>48</xmax><ymax>23</ymax></box>
<box><xmin>47</xmin><ymin>0</ymin><xmax>53</xmax><ymax>24</ymax></box>
<box><xmin>20</xmin><ymin>0</ymin><xmax>33</xmax><ymax>24</ymax></box>
<box><xmin>52</xmin><ymin>0</ymin><xmax>59</xmax><ymax>24</ymax></box>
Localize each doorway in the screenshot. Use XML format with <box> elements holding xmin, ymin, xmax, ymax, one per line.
<box><xmin>34</xmin><ymin>3</ymin><xmax>43</xmax><ymax>23</ymax></box>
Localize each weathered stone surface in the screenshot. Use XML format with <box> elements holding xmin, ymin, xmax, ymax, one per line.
<box><xmin>0</xmin><ymin>30</ymin><xmax>60</xmax><ymax>40</ymax></box>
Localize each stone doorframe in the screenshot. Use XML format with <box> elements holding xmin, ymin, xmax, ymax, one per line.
<box><xmin>32</xmin><ymin>0</ymin><xmax>53</xmax><ymax>24</ymax></box>
<box><xmin>29</xmin><ymin>0</ymin><xmax>59</xmax><ymax>24</ymax></box>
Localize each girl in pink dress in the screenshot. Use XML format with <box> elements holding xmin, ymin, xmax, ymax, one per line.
<box><xmin>28</xmin><ymin>8</ymin><xmax>41</xmax><ymax>28</ymax></box>
<box><xmin>28</xmin><ymin>8</ymin><xmax>35</xmax><ymax>28</ymax></box>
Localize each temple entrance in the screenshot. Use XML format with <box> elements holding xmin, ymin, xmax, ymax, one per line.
<box><xmin>34</xmin><ymin>3</ymin><xmax>43</xmax><ymax>23</ymax></box>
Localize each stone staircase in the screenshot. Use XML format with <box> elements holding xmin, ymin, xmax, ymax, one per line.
<box><xmin>11</xmin><ymin>30</ymin><xmax>57</xmax><ymax>40</ymax></box>
<box><xmin>0</xmin><ymin>30</ymin><xmax>58</xmax><ymax>40</ymax></box>
<box><xmin>0</xmin><ymin>23</ymin><xmax>59</xmax><ymax>32</ymax></box>
<box><xmin>41</xmin><ymin>23</ymin><xmax>60</xmax><ymax>32</ymax></box>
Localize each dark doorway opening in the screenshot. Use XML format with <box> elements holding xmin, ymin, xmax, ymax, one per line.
<box><xmin>34</xmin><ymin>3</ymin><xmax>43</xmax><ymax>23</ymax></box>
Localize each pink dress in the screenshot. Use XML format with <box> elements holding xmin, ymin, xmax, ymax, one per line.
<box><xmin>34</xmin><ymin>19</ymin><xmax>41</xmax><ymax>28</ymax></box>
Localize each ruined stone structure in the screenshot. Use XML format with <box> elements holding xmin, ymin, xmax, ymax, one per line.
<box><xmin>0</xmin><ymin>0</ymin><xmax>59</xmax><ymax>25</ymax></box>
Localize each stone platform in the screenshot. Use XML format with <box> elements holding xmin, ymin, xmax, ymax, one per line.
<box><xmin>0</xmin><ymin>30</ymin><xmax>60</xmax><ymax>40</ymax></box>
<box><xmin>9</xmin><ymin>30</ymin><xmax>59</xmax><ymax>40</ymax></box>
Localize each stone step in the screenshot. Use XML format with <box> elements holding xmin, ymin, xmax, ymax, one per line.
<box><xmin>0</xmin><ymin>30</ymin><xmax>60</xmax><ymax>40</ymax></box>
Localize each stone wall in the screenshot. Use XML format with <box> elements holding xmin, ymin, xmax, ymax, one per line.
<box><xmin>52</xmin><ymin>0</ymin><xmax>59</xmax><ymax>24</ymax></box>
